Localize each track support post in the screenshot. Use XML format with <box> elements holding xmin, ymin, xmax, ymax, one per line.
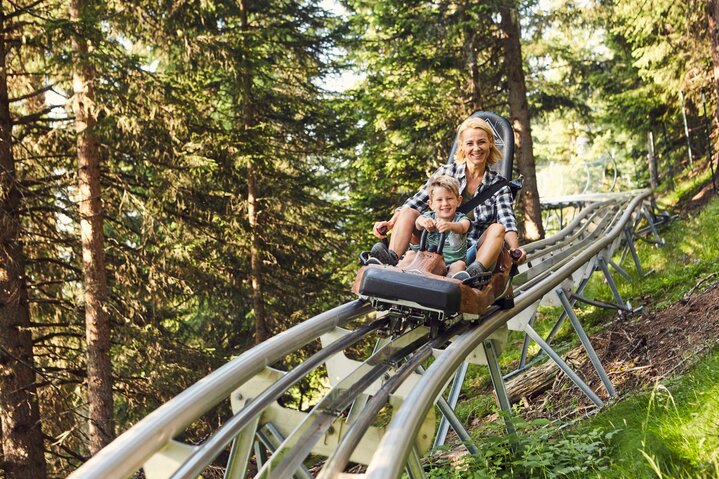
<box><xmin>483</xmin><ymin>341</ymin><xmax>515</xmax><ymax>437</ymax></box>
<box><xmin>517</xmin><ymin>310</ymin><xmax>537</xmax><ymax>370</ymax></box>
<box><xmin>522</xmin><ymin>324</ymin><xmax>603</xmax><ymax>407</ymax></box>
<box><xmin>405</xmin><ymin>447</ymin><xmax>427</xmax><ymax>479</ymax></box>
<box><xmin>641</xmin><ymin>205</ymin><xmax>665</xmax><ymax>246</ymax></box>
<box><xmin>433</xmin><ymin>362</ymin><xmax>469</xmax><ymax>449</ymax></box>
<box><xmin>597</xmin><ymin>256</ymin><xmax>631</xmax><ymax>311</ymax></box>
<box><xmin>555</xmin><ymin>288</ymin><xmax>617</xmax><ymax>398</ymax></box>
<box><xmin>256</xmin><ymin>424</ymin><xmax>313</xmax><ymax>479</ymax></box>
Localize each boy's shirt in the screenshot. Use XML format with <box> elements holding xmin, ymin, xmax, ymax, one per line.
<box><xmin>421</xmin><ymin>211</ymin><xmax>469</xmax><ymax>265</ymax></box>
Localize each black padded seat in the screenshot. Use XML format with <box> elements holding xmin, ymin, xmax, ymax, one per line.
<box><xmin>358</xmin><ymin>268</ymin><xmax>461</xmax><ymax>315</ymax></box>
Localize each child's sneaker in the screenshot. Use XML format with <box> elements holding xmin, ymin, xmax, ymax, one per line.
<box><xmin>451</xmin><ymin>271</ymin><xmax>471</xmax><ymax>281</ymax></box>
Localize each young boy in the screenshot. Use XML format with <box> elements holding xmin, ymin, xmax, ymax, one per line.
<box><xmin>413</xmin><ymin>175</ymin><xmax>471</xmax><ymax>277</ymax></box>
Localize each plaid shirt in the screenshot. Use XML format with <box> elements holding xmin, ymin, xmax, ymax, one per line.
<box><xmin>403</xmin><ymin>163</ymin><xmax>518</xmax><ymax>243</ymax></box>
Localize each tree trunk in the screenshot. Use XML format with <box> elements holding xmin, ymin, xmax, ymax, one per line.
<box><xmin>505</xmin><ymin>359</ymin><xmax>559</xmax><ymax>403</ymax></box>
<box><xmin>70</xmin><ymin>0</ymin><xmax>115</xmax><ymax>453</ymax></box>
<box><xmin>468</xmin><ymin>34</ymin><xmax>483</xmax><ymax>111</ymax></box>
<box><xmin>500</xmin><ymin>2</ymin><xmax>545</xmax><ymax>242</ymax></box>
<box><xmin>0</xmin><ymin>15</ymin><xmax>48</xmax><ymax>479</ymax></box>
<box><xmin>708</xmin><ymin>0</ymin><xmax>719</xmax><ymax>125</ymax></box>
<box><xmin>239</xmin><ymin>0</ymin><xmax>270</xmax><ymax>345</ymax></box>
<box><xmin>463</xmin><ymin>8</ymin><xmax>483</xmax><ymax>112</ymax></box>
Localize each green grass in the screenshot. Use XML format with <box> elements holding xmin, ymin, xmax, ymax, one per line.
<box><xmin>426</xmin><ymin>346</ymin><xmax>719</xmax><ymax>479</ymax></box>
<box><xmin>580</xmin><ymin>346</ymin><xmax>719</xmax><ymax>478</ymax></box>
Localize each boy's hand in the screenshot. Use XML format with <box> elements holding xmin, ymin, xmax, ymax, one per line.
<box><xmin>418</xmin><ymin>217</ymin><xmax>436</xmax><ymax>231</ymax></box>
<box><xmin>435</xmin><ymin>218</ymin><xmax>453</xmax><ymax>233</ymax></box>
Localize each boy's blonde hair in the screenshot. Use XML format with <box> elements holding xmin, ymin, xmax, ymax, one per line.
<box><xmin>454</xmin><ymin>117</ymin><xmax>503</xmax><ymax>165</ymax></box>
<box><xmin>428</xmin><ymin>175</ymin><xmax>461</xmax><ymax>200</ymax></box>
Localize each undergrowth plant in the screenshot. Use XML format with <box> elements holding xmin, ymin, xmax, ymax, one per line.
<box><xmin>426</xmin><ymin>413</ymin><xmax>618</xmax><ymax>478</ymax></box>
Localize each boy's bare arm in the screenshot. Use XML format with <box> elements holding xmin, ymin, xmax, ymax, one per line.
<box><xmin>416</xmin><ymin>215</ymin><xmax>436</xmax><ymax>231</ymax></box>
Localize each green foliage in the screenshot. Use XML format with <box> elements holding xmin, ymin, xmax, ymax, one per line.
<box><xmin>338</xmin><ymin>0</ymin><xmax>509</xmax><ymax>253</ymax></box>
<box><xmin>3</xmin><ymin>0</ymin><xmax>719</xmax><ymax>476</ymax></box>
<box><xmin>525</xmin><ymin>0</ymin><xmax>714</xmax><ymax>198</ymax></box>
<box><xmin>426</xmin><ymin>414</ymin><xmax>617</xmax><ymax>478</ymax></box>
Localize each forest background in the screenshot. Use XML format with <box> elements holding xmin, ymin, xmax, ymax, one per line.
<box><xmin>1</xmin><ymin>0</ymin><xmax>717</xmax><ymax>478</ymax></box>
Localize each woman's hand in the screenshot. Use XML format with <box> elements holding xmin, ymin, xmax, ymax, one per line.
<box><xmin>510</xmin><ymin>247</ymin><xmax>527</xmax><ymax>265</ymax></box>
<box><xmin>373</xmin><ymin>221</ymin><xmax>391</xmax><ymax>239</ymax></box>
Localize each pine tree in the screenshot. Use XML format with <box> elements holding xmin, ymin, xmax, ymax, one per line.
<box><xmin>0</xmin><ymin>5</ymin><xmax>48</xmax><ymax>478</ymax></box>
<box><xmin>500</xmin><ymin>0</ymin><xmax>545</xmax><ymax>240</ymax></box>
<box><xmin>69</xmin><ymin>0</ymin><xmax>115</xmax><ymax>452</ymax></box>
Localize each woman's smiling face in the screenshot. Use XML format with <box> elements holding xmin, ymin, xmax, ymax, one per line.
<box><xmin>461</xmin><ymin>127</ymin><xmax>490</xmax><ymax>170</ymax></box>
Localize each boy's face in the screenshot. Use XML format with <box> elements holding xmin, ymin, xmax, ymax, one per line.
<box><xmin>428</xmin><ymin>186</ymin><xmax>460</xmax><ymax>221</ymax></box>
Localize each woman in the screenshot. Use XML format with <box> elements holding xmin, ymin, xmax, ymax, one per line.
<box><xmin>370</xmin><ymin>117</ymin><xmax>527</xmax><ymax>279</ymax></box>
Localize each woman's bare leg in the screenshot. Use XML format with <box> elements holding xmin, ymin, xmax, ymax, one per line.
<box><xmin>389</xmin><ymin>208</ymin><xmax>421</xmax><ymax>256</ymax></box>
<box><xmin>474</xmin><ymin>223</ymin><xmax>506</xmax><ymax>270</ymax></box>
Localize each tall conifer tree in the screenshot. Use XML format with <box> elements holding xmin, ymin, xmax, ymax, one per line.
<box><xmin>0</xmin><ymin>5</ymin><xmax>48</xmax><ymax>478</ymax></box>
<box><xmin>69</xmin><ymin>0</ymin><xmax>115</xmax><ymax>451</ymax></box>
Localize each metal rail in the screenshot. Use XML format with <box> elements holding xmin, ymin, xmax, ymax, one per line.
<box><xmin>68</xmin><ymin>190</ymin><xmax>657</xmax><ymax>479</ymax></box>
<box><xmin>67</xmin><ymin>300</ymin><xmax>372</xmax><ymax>479</ymax></box>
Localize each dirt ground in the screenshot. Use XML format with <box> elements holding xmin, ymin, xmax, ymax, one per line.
<box><xmin>512</xmin><ymin>279</ymin><xmax>719</xmax><ymax>421</ymax></box>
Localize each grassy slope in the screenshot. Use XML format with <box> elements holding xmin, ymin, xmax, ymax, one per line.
<box><xmin>428</xmin><ymin>171</ymin><xmax>719</xmax><ymax>477</ymax></box>
<box><xmin>581</xmin><ymin>192</ymin><xmax>719</xmax><ymax>478</ymax></box>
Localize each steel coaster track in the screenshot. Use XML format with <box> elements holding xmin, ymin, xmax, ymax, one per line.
<box><xmin>68</xmin><ymin>190</ymin><xmax>655</xmax><ymax>479</ymax></box>
<box><xmin>67</xmin><ymin>300</ymin><xmax>373</xmax><ymax>479</ymax></box>
<box><xmin>363</xmin><ymin>190</ymin><xmax>652</xmax><ymax>478</ymax></box>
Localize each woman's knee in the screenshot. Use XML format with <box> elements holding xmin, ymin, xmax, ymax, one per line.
<box><xmin>487</xmin><ymin>223</ymin><xmax>506</xmax><ymax>240</ymax></box>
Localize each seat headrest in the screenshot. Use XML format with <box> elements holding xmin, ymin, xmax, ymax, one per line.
<box><xmin>447</xmin><ymin>111</ymin><xmax>515</xmax><ymax>179</ymax></box>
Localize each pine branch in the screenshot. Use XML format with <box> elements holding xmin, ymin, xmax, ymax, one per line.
<box><xmin>34</xmin><ymin>332</ymin><xmax>85</xmax><ymax>343</ymax></box>
<box><xmin>12</xmin><ymin>105</ymin><xmax>68</xmax><ymax>125</ymax></box>
<box><xmin>3</xmin><ymin>0</ymin><xmax>49</xmax><ymax>22</ymax></box>
<box><xmin>29</xmin><ymin>257</ymin><xmax>82</xmax><ymax>275</ymax></box>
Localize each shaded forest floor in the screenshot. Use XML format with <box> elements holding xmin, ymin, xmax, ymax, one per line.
<box><xmin>514</xmin><ymin>272</ymin><xmax>719</xmax><ymax>423</ymax></box>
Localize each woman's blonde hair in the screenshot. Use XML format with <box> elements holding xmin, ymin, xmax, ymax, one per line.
<box><xmin>453</xmin><ymin>117</ymin><xmax>504</xmax><ymax>166</ymax></box>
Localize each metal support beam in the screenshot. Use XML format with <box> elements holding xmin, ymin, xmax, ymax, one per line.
<box><xmin>642</xmin><ymin>206</ymin><xmax>665</xmax><ymax>246</ymax></box>
<box><xmin>434</xmin><ymin>396</ymin><xmax>478</xmax><ymax>454</ymax></box>
<box><xmin>545</xmin><ymin>275</ymin><xmax>592</xmax><ymax>344</ymax></box>
<box><xmin>608</xmin><ymin>258</ymin><xmax>631</xmax><ymax>282</ymax></box>
<box><xmin>405</xmin><ymin>447</ymin><xmax>426</xmax><ymax>479</ymax></box>
<box><xmin>223</xmin><ymin>416</ymin><xmax>259</xmax><ymax>479</ymax></box>
<box><xmin>623</xmin><ymin>226</ymin><xmax>650</xmax><ymax>277</ymax></box>
<box><xmin>253</xmin><ymin>441</ymin><xmax>267</xmax><ymax>470</ymax></box>
<box><xmin>597</xmin><ymin>256</ymin><xmax>631</xmax><ymax>310</ymax></box>
<box><xmin>555</xmin><ymin>288</ymin><xmax>616</xmax><ymax>398</ymax></box>
<box><xmin>522</xmin><ymin>325</ymin><xmax>603</xmax><ymax>407</ymax></box>
<box><xmin>256</xmin><ymin>424</ymin><xmax>313</xmax><ymax>479</ymax></box>
<box><xmin>483</xmin><ymin>341</ymin><xmax>515</xmax><ymax>437</ymax></box>
<box><xmin>346</xmin><ymin>338</ymin><xmax>388</xmax><ymax>424</ymax></box>
<box><xmin>433</xmin><ymin>362</ymin><xmax>469</xmax><ymax>448</ymax></box>
<box><xmin>517</xmin><ymin>310</ymin><xmax>536</xmax><ymax>370</ymax></box>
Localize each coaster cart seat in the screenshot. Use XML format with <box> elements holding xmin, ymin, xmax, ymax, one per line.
<box><xmin>353</xmin><ymin>231</ymin><xmax>516</xmax><ymax>336</ymax></box>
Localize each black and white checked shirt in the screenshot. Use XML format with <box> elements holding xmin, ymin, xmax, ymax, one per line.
<box><xmin>402</xmin><ymin>163</ymin><xmax>518</xmax><ymax>243</ymax></box>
